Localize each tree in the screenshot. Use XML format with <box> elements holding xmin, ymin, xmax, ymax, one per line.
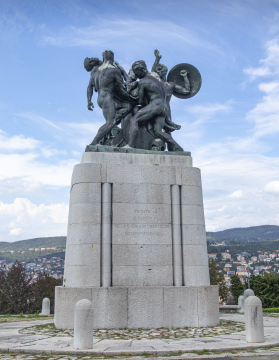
<box><xmin>209</xmin><ymin>259</ymin><xmax>228</xmax><ymax>300</ymax></box>
<box><xmin>230</xmin><ymin>275</ymin><xmax>244</xmax><ymax>301</ymax></box>
<box><xmin>250</xmin><ymin>273</ymin><xmax>279</xmax><ymax>308</ymax></box>
<box><xmin>0</xmin><ymin>267</ymin><xmax>8</xmax><ymax>311</ymax></box>
<box><xmin>0</xmin><ymin>261</ymin><xmax>33</xmax><ymax>314</ymax></box>
<box><xmin>31</xmin><ymin>272</ymin><xmax>61</xmax><ymax>314</ymax></box>
<box><xmin>0</xmin><ymin>261</ymin><xmax>61</xmax><ymax>314</ymax></box>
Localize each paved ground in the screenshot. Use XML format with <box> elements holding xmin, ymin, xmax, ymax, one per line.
<box><xmin>0</xmin><ymin>313</ymin><xmax>278</xmax><ymax>359</ymax></box>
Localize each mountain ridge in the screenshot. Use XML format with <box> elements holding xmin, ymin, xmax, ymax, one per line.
<box><xmin>1</xmin><ymin>225</ymin><xmax>279</xmax><ymax>263</ymax></box>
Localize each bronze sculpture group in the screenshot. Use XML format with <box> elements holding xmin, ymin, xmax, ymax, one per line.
<box><xmin>84</xmin><ymin>50</ymin><xmax>201</xmax><ymax>152</ymax></box>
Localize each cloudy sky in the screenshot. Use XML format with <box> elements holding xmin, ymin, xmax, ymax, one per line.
<box><xmin>0</xmin><ymin>0</ymin><xmax>279</xmax><ymax>242</ymax></box>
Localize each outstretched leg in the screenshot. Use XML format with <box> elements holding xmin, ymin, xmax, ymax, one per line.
<box><xmin>153</xmin><ymin>117</ymin><xmax>183</xmax><ymax>151</ymax></box>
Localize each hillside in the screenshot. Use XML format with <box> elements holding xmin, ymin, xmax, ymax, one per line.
<box><xmin>0</xmin><ymin>225</ymin><xmax>279</xmax><ymax>263</ymax></box>
<box><xmin>0</xmin><ymin>236</ymin><xmax>66</xmax><ymax>263</ymax></box>
<box><xmin>207</xmin><ymin>225</ymin><xmax>279</xmax><ymax>243</ymax></box>
<box><xmin>208</xmin><ymin>239</ymin><xmax>279</xmax><ymax>259</ymax></box>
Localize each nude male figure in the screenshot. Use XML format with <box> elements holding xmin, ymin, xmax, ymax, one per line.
<box><xmin>85</xmin><ymin>50</ymin><xmax>133</xmax><ymax>145</ymax></box>
<box><xmin>127</xmin><ymin>60</ymin><xmax>183</xmax><ymax>151</ymax></box>
<box><xmin>151</xmin><ymin>49</ymin><xmax>191</xmax><ymax>132</ymax></box>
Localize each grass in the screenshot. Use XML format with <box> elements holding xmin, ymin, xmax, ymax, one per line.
<box><xmin>0</xmin><ymin>314</ymin><xmax>53</xmax><ymax>323</ymax></box>
<box><xmin>263</xmin><ymin>307</ymin><xmax>279</xmax><ymax>313</ymax></box>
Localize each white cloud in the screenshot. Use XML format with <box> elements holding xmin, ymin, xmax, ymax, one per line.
<box><xmin>0</xmin><ymin>130</ymin><xmax>40</xmax><ymax>151</ymax></box>
<box><xmin>228</xmin><ymin>190</ymin><xmax>244</xmax><ymax>199</ymax></box>
<box><xmin>193</xmin><ymin>141</ymin><xmax>279</xmax><ymax>231</ymax></box>
<box><xmin>0</xmin><ymin>198</ymin><xmax>68</xmax><ymax>242</ymax></box>
<box><xmin>264</xmin><ymin>181</ymin><xmax>279</xmax><ymax>194</ymax></box>
<box><xmin>17</xmin><ymin>112</ymin><xmax>62</xmax><ymax>130</ymax></box>
<box><xmin>244</xmin><ymin>39</ymin><xmax>279</xmax><ymax>81</ymax></box>
<box><xmin>246</xmin><ymin>81</ymin><xmax>279</xmax><ymax>137</ymax></box>
<box><xmin>187</xmin><ymin>102</ymin><xmax>232</xmax><ymax>122</ymax></box>
<box><xmin>0</xmin><ymin>130</ymin><xmax>77</xmax><ymax>199</ymax></box>
<box><xmin>39</xmin><ymin>20</ymin><xmax>223</xmax><ymax>57</ymax></box>
<box><xmin>0</xmin><ymin>153</ymin><xmax>75</xmax><ymax>187</ymax></box>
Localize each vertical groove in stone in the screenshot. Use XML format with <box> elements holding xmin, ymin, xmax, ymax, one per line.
<box><xmin>171</xmin><ymin>185</ymin><xmax>183</xmax><ymax>286</ymax></box>
<box><xmin>101</xmin><ymin>183</ymin><xmax>112</xmax><ymax>287</ymax></box>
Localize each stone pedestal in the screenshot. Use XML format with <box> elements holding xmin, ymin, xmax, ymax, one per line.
<box><xmin>55</xmin><ymin>148</ymin><xmax>219</xmax><ymax>329</ymax></box>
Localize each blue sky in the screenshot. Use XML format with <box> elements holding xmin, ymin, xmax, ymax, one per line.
<box><xmin>1</xmin><ymin>0</ymin><xmax>279</xmax><ymax>242</ymax></box>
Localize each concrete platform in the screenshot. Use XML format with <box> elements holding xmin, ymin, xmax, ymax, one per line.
<box><xmin>0</xmin><ymin>314</ymin><xmax>279</xmax><ymax>357</ymax></box>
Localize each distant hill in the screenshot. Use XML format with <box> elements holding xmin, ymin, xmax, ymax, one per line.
<box><xmin>1</xmin><ymin>225</ymin><xmax>279</xmax><ymax>263</ymax></box>
<box><xmin>0</xmin><ymin>236</ymin><xmax>66</xmax><ymax>263</ymax></box>
<box><xmin>207</xmin><ymin>225</ymin><xmax>279</xmax><ymax>243</ymax></box>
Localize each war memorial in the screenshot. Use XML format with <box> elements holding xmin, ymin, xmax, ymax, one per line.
<box><xmin>0</xmin><ymin>50</ymin><xmax>274</xmax><ymax>359</ymax></box>
<box><xmin>54</xmin><ymin>49</ymin><xmax>219</xmax><ymax>329</ymax></box>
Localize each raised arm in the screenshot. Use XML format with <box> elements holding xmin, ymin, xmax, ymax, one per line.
<box><xmin>114</xmin><ymin>61</ymin><xmax>131</xmax><ymax>83</ymax></box>
<box><xmin>151</xmin><ymin>49</ymin><xmax>162</xmax><ymax>73</ymax></box>
<box><xmin>173</xmin><ymin>70</ymin><xmax>191</xmax><ymax>94</ymax></box>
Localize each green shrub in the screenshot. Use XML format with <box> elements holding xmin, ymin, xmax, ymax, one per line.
<box><xmin>262</xmin><ymin>307</ymin><xmax>279</xmax><ymax>313</ymax></box>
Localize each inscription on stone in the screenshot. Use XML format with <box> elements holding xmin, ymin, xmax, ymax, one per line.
<box><xmin>132</xmin><ymin>207</ymin><xmax>160</xmax><ymax>222</ymax></box>
<box><xmin>115</xmin><ymin>223</ymin><xmax>170</xmax><ymax>237</ymax></box>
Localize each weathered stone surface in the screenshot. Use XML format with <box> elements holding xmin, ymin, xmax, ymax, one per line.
<box><xmin>112</xmin><ymin>223</ymin><xmax>172</xmax><ymax>245</ymax></box>
<box><xmin>181</xmin><ymin>185</ymin><xmax>203</xmax><ymax>205</ymax></box>
<box><xmin>244</xmin><ymin>288</ymin><xmax>255</xmax><ymax>300</ymax></box>
<box><xmin>81</xmin><ymin>151</ymin><xmax>193</xmax><ymax>167</ymax></box>
<box><xmin>112</xmin><ymin>244</ymin><xmax>172</xmax><ymax>266</ymax></box>
<box><xmin>58</xmin><ymin>151</ymin><xmax>215</xmax><ymax>329</ymax></box>
<box><xmin>71</xmin><ymin>163</ymin><xmax>103</xmax><ymax>185</ymax></box>
<box><xmin>244</xmin><ymin>295</ymin><xmax>264</xmax><ymax>343</ymax></box>
<box><xmin>181</xmin><ymin>167</ymin><xmax>202</xmax><ymax>186</ymax></box>
<box><xmin>64</xmin><ymin>264</ymin><xmax>100</xmax><ymax>287</ymax></box>
<box><xmin>197</xmin><ymin>286</ymin><xmax>219</xmax><ymax>327</ymax></box>
<box><xmin>112</xmin><ymin>265</ymin><xmax>173</xmax><ymax>286</ymax></box>
<box><xmin>113</xmin><ymin>183</ymin><xmax>171</xmax><ymax>204</ymax></box>
<box><xmin>66</xmin><ymin>223</ymin><xmax>101</xmax><ymax>245</ymax></box>
<box><xmin>113</xmin><ymin>203</ymin><xmax>171</xmax><ymax>225</ymax></box>
<box><xmin>182</xmin><ymin>244</ymin><xmax>208</xmax><ymax>266</ymax></box>
<box><xmin>182</xmin><ymin>224</ymin><xmax>207</xmax><ymax>245</ymax></box>
<box><xmin>65</xmin><ymin>243</ymin><xmax>100</xmax><ymax>266</ymax></box>
<box><xmin>54</xmin><ymin>287</ymin><xmax>92</xmax><ymax>329</ymax></box>
<box><xmin>68</xmin><ymin>203</ymin><xmax>101</xmax><ymax>225</ymax></box>
<box><xmin>74</xmin><ymin>299</ymin><xmax>93</xmax><ymax>349</ymax></box>
<box><xmin>41</xmin><ymin>298</ymin><xmax>50</xmax><ymax>316</ymax></box>
<box><xmin>127</xmin><ymin>287</ymin><xmax>163</xmax><ymax>328</ymax></box>
<box><xmin>141</xmin><ymin>165</ymin><xmax>176</xmax><ymax>184</ymax></box>
<box><xmin>183</xmin><ymin>265</ymin><xmax>210</xmax><ymax>286</ymax></box>
<box><xmin>181</xmin><ymin>204</ymin><xmax>205</xmax><ymax>225</ymax></box>
<box><xmin>106</xmin><ymin>164</ymin><xmax>142</xmax><ymax>184</ymax></box>
<box><xmin>238</xmin><ymin>295</ymin><xmax>245</xmax><ymax>312</ymax></box>
<box><xmin>163</xmin><ymin>287</ymin><xmax>198</xmax><ymax>327</ymax></box>
<box><xmin>91</xmin><ymin>287</ymin><xmax>128</xmax><ymax>329</ymax></box>
<box><xmin>55</xmin><ymin>285</ymin><xmax>219</xmax><ymax>329</ymax></box>
<box><xmin>70</xmin><ymin>182</ymin><xmax>101</xmax><ymax>204</ymax></box>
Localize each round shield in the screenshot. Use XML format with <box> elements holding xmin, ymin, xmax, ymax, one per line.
<box><xmin>167</xmin><ymin>63</ymin><xmax>202</xmax><ymax>99</ymax></box>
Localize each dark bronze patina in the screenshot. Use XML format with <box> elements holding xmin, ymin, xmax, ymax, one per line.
<box><xmin>84</xmin><ymin>50</ymin><xmax>202</xmax><ymax>152</ymax></box>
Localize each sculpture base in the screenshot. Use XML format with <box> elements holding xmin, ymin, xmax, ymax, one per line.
<box><xmin>85</xmin><ymin>144</ymin><xmax>191</xmax><ymax>156</ymax></box>
<box><xmin>55</xmin><ymin>285</ymin><xmax>219</xmax><ymax>329</ymax></box>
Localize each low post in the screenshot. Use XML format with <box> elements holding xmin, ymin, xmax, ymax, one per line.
<box><xmin>41</xmin><ymin>298</ymin><xmax>50</xmax><ymax>315</ymax></box>
<box><xmin>238</xmin><ymin>295</ymin><xmax>244</xmax><ymax>312</ymax></box>
<box><xmin>244</xmin><ymin>288</ymin><xmax>255</xmax><ymax>301</ymax></box>
<box><xmin>74</xmin><ymin>299</ymin><xmax>93</xmax><ymax>349</ymax></box>
<box><xmin>244</xmin><ymin>296</ymin><xmax>264</xmax><ymax>343</ymax></box>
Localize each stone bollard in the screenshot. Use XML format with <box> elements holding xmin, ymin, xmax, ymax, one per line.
<box><xmin>238</xmin><ymin>295</ymin><xmax>244</xmax><ymax>312</ymax></box>
<box><xmin>74</xmin><ymin>299</ymin><xmax>93</xmax><ymax>349</ymax></box>
<box><xmin>244</xmin><ymin>288</ymin><xmax>255</xmax><ymax>301</ymax></box>
<box><xmin>244</xmin><ymin>296</ymin><xmax>264</xmax><ymax>343</ymax></box>
<box><xmin>41</xmin><ymin>298</ymin><xmax>50</xmax><ymax>315</ymax></box>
